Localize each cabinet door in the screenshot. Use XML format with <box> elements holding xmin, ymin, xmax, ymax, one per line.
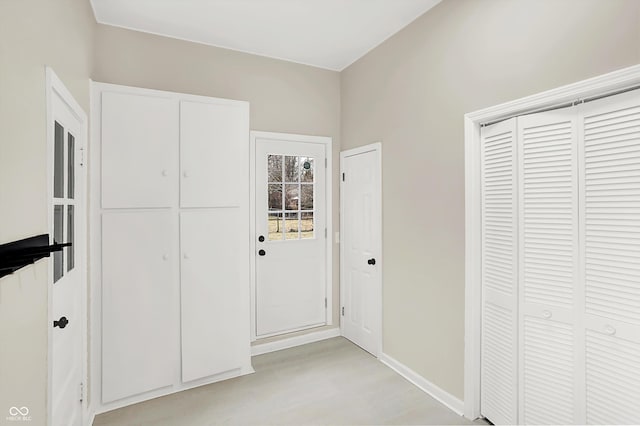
<box><xmin>180</xmin><ymin>100</ymin><xmax>249</xmax><ymax>208</ymax></box>
<box><xmin>180</xmin><ymin>209</ymin><xmax>245</xmax><ymax>383</ymax></box>
<box><xmin>102</xmin><ymin>92</ymin><xmax>178</xmax><ymax>208</ymax></box>
<box><xmin>102</xmin><ymin>211</ymin><xmax>176</xmax><ymax>403</ymax></box>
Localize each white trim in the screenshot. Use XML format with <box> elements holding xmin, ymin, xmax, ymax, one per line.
<box><xmin>251</xmin><ymin>327</ymin><xmax>341</xmax><ymax>356</ymax></box>
<box><xmin>45</xmin><ymin>67</ymin><xmax>89</xmax><ymax>426</ymax></box>
<box><xmin>249</xmin><ymin>131</ymin><xmax>334</xmax><ymax>341</ymax></box>
<box><xmin>380</xmin><ymin>353</ymin><xmax>464</xmax><ymax>416</ymax></box>
<box><xmin>464</xmin><ymin>63</ymin><xmax>640</xmax><ymax>420</ymax></box>
<box><xmin>339</xmin><ymin>142</ymin><xmax>383</xmax><ymax>358</ymax></box>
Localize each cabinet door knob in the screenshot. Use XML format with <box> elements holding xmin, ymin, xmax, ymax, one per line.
<box><xmin>368</xmin><ymin>258</ymin><xmax>376</xmax><ymax>265</ymax></box>
<box><xmin>542</xmin><ymin>310</ymin><xmax>552</xmax><ymax>319</ymax></box>
<box><xmin>604</xmin><ymin>325</ymin><xmax>616</xmax><ymax>335</ymax></box>
<box><xmin>183</xmin><ymin>253</ymin><xmax>189</xmax><ymax>260</ymax></box>
<box><xmin>183</xmin><ymin>171</ymin><xmax>189</xmax><ymax>178</ymax></box>
<box><xmin>258</xmin><ymin>249</ymin><xmax>266</xmax><ymax>256</ymax></box>
<box><xmin>162</xmin><ymin>254</ymin><xmax>169</xmax><ymax>261</ymax></box>
<box><xmin>161</xmin><ymin>169</ymin><xmax>168</xmax><ymax>177</ymax></box>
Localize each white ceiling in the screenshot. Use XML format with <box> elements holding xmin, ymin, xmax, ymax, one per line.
<box><xmin>90</xmin><ymin>0</ymin><xmax>442</xmax><ymax>71</ymax></box>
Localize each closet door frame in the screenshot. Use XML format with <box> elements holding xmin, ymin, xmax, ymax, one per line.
<box><xmin>463</xmin><ymin>64</ymin><xmax>640</xmax><ymax>421</ymax></box>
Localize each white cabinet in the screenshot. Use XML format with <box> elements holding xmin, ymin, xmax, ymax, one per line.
<box><xmin>180</xmin><ymin>101</ymin><xmax>249</xmax><ymax>208</ymax></box>
<box><xmin>92</xmin><ymin>83</ymin><xmax>251</xmax><ymax>412</ymax></box>
<box><xmin>101</xmin><ymin>211</ymin><xmax>175</xmax><ymax>403</ymax></box>
<box><xmin>101</xmin><ymin>92</ymin><xmax>178</xmax><ymax>208</ymax></box>
<box><xmin>180</xmin><ymin>210</ymin><xmax>247</xmax><ymax>382</ymax></box>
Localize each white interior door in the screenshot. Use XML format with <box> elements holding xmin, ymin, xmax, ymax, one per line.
<box><xmin>254</xmin><ymin>135</ymin><xmax>327</xmax><ymax>337</ymax></box>
<box><xmin>51</xmin><ymin>82</ymin><xmax>85</xmax><ymax>426</ymax></box>
<box><xmin>340</xmin><ymin>144</ymin><xmax>381</xmax><ymax>356</ymax></box>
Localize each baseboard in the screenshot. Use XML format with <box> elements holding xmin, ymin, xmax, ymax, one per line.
<box><xmin>379</xmin><ymin>353</ymin><xmax>464</xmax><ymax>416</ymax></box>
<box><xmin>251</xmin><ymin>327</ymin><xmax>341</xmax><ymax>356</ymax></box>
<box><xmin>88</xmin><ymin>409</ymin><xmax>96</xmax><ymax>425</ymax></box>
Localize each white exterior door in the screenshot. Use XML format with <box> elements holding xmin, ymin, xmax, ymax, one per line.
<box><xmin>340</xmin><ymin>144</ymin><xmax>382</xmax><ymax>356</ymax></box>
<box><xmin>254</xmin><ymin>134</ymin><xmax>328</xmax><ymax>337</ymax></box>
<box><xmin>50</xmin><ymin>74</ymin><xmax>86</xmax><ymax>426</ymax></box>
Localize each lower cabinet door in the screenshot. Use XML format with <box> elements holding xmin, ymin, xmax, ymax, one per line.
<box><xmin>101</xmin><ymin>210</ymin><xmax>176</xmax><ymax>403</ymax></box>
<box><xmin>180</xmin><ymin>209</ymin><xmax>244</xmax><ymax>383</ymax></box>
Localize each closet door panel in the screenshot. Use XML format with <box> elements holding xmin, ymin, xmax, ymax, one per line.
<box><xmin>581</xmin><ymin>90</ymin><xmax>640</xmax><ymax>425</ymax></box>
<box><xmin>180</xmin><ymin>210</ymin><xmax>244</xmax><ymax>383</ymax></box>
<box><xmin>480</xmin><ymin>118</ymin><xmax>518</xmax><ymax>425</ymax></box>
<box><xmin>518</xmin><ymin>109</ymin><xmax>580</xmax><ymax>424</ymax></box>
<box><xmin>101</xmin><ymin>211</ymin><xmax>175</xmax><ymax>403</ymax></box>
<box><xmin>180</xmin><ymin>101</ymin><xmax>249</xmax><ymax>208</ymax></box>
<box><xmin>101</xmin><ymin>92</ymin><xmax>178</xmax><ymax>208</ymax></box>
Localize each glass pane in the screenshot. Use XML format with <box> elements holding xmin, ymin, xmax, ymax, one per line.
<box><xmin>284</xmin><ymin>212</ymin><xmax>300</xmax><ymax>240</ymax></box>
<box><xmin>301</xmin><ymin>211</ymin><xmax>314</xmax><ymax>239</ymax></box>
<box><xmin>300</xmin><ymin>157</ymin><xmax>314</xmax><ymax>183</ymax></box>
<box><xmin>68</xmin><ymin>133</ymin><xmax>75</xmax><ymax>199</ymax></box>
<box><xmin>301</xmin><ymin>184</ymin><xmax>314</xmax><ymax>210</ymax></box>
<box><xmin>54</xmin><ymin>122</ymin><xmax>64</xmax><ymax>198</ymax></box>
<box><xmin>67</xmin><ymin>205</ymin><xmax>74</xmax><ymax>272</ymax></box>
<box><xmin>285</xmin><ymin>184</ymin><xmax>299</xmax><ymax>210</ymax></box>
<box><xmin>53</xmin><ymin>205</ymin><xmax>64</xmax><ymax>283</ymax></box>
<box><xmin>268</xmin><ymin>184</ymin><xmax>283</xmax><ymax>210</ymax></box>
<box><xmin>268</xmin><ymin>212</ymin><xmax>283</xmax><ymax>241</ymax></box>
<box><xmin>268</xmin><ymin>154</ymin><xmax>282</xmax><ymax>182</ymax></box>
<box><xmin>284</xmin><ymin>156</ymin><xmax>299</xmax><ymax>183</ymax></box>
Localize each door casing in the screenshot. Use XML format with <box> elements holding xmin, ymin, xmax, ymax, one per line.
<box><xmin>339</xmin><ymin>142</ymin><xmax>383</xmax><ymax>357</ymax></box>
<box><xmin>249</xmin><ymin>131</ymin><xmax>333</xmax><ymax>341</ymax></box>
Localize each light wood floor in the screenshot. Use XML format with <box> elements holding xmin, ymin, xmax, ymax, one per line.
<box><xmin>94</xmin><ymin>337</ymin><xmax>483</xmax><ymax>425</ymax></box>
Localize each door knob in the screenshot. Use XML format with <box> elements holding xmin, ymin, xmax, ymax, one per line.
<box><xmin>368</xmin><ymin>258</ymin><xmax>376</xmax><ymax>265</ymax></box>
<box><xmin>258</xmin><ymin>235</ymin><xmax>265</xmax><ymax>242</ymax></box>
<box><xmin>54</xmin><ymin>316</ymin><xmax>69</xmax><ymax>329</ymax></box>
<box><xmin>259</xmin><ymin>249</ymin><xmax>266</xmax><ymax>256</ymax></box>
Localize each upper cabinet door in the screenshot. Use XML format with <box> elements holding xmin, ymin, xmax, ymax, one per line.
<box><xmin>102</xmin><ymin>92</ymin><xmax>178</xmax><ymax>208</ymax></box>
<box><xmin>180</xmin><ymin>100</ymin><xmax>249</xmax><ymax>208</ymax></box>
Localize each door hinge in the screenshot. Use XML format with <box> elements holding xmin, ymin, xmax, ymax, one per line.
<box><xmin>325</xmin><ymin>228</ymin><xmax>327</xmax><ymax>238</ymax></box>
<box><xmin>79</xmin><ymin>147</ymin><xmax>85</xmax><ymax>167</ymax></box>
<box><xmin>325</xmin><ymin>298</ymin><xmax>327</xmax><ymax>308</ymax></box>
<box><xmin>341</xmin><ymin>306</ymin><xmax>344</xmax><ymax>316</ymax></box>
<box><xmin>79</xmin><ymin>382</ymin><xmax>84</xmax><ymax>403</ymax></box>
<box><xmin>325</xmin><ymin>158</ymin><xmax>327</xmax><ymax>168</ymax></box>
<box><xmin>342</xmin><ymin>172</ymin><xmax>345</xmax><ymax>182</ymax></box>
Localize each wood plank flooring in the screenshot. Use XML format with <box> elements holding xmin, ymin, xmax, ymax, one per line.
<box><xmin>93</xmin><ymin>337</ymin><xmax>483</xmax><ymax>425</ymax></box>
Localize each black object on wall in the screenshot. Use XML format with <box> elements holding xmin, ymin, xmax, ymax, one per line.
<box><xmin>0</xmin><ymin>234</ymin><xmax>71</xmax><ymax>279</ymax></box>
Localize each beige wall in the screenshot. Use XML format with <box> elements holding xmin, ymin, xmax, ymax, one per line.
<box><xmin>0</xmin><ymin>0</ymin><xmax>95</xmax><ymax>424</ymax></box>
<box><xmin>341</xmin><ymin>0</ymin><xmax>640</xmax><ymax>400</ymax></box>
<box><xmin>92</xmin><ymin>24</ymin><xmax>342</xmax><ymax>337</ymax></box>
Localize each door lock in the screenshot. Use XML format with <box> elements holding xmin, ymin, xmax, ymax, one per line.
<box><xmin>367</xmin><ymin>258</ymin><xmax>376</xmax><ymax>265</ymax></box>
<box><xmin>54</xmin><ymin>316</ymin><xmax>69</xmax><ymax>329</ymax></box>
<box><xmin>258</xmin><ymin>235</ymin><xmax>265</xmax><ymax>242</ymax></box>
<box><xmin>259</xmin><ymin>249</ymin><xmax>266</xmax><ymax>256</ymax></box>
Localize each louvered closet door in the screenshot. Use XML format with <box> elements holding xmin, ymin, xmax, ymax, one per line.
<box><xmin>480</xmin><ymin>118</ymin><xmax>518</xmax><ymax>425</ymax></box>
<box><xmin>579</xmin><ymin>89</ymin><xmax>640</xmax><ymax>425</ymax></box>
<box><xmin>517</xmin><ymin>107</ymin><xmax>581</xmax><ymax>425</ymax></box>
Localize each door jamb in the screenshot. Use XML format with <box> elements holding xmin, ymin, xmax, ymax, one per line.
<box><xmin>339</xmin><ymin>142</ymin><xmax>383</xmax><ymax>357</ymax></box>
<box><xmin>249</xmin><ymin>131</ymin><xmax>333</xmax><ymax>342</ymax></box>
<box><xmin>45</xmin><ymin>66</ymin><xmax>89</xmax><ymax>426</ymax></box>
<box><xmin>464</xmin><ymin>64</ymin><xmax>640</xmax><ymax>420</ymax></box>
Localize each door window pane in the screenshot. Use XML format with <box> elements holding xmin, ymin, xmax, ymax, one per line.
<box><xmin>300</xmin><ymin>157</ymin><xmax>314</xmax><ymax>183</ymax></box>
<box><xmin>68</xmin><ymin>133</ymin><xmax>75</xmax><ymax>199</ymax></box>
<box><xmin>284</xmin><ymin>156</ymin><xmax>299</xmax><ymax>183</ymax></box>
<box><xmin>285</xmin><ymin>184</ymin><xmax>299</xmax><ymax>210</ymax></box>
<box><xmin>67</xmin><ymin>205</ymin><xmax>74</xmax><ymax>272</ymax></box>
<box><xmin>284</xmin><ymin>212</ymin><xmax>300</xmax><ymax>240</ymax></box>
<box><xmin>54</xmin><ymin>205</ymin><xmax>64</xmax><ymax>282</ymax></box>
<box><xmin>301</xmin><ymin>211</ymin><xmax>314</xmax><ymax>239</ymax></box>
<box><xmin>301</xmin><ymin>184</ymin><xmax>313</xmax><ymax>210</ymax></box>
<box><xmin>268</xmin><ymin>212</ymin><xmax>283</xmax><ymax>241</ymax></box>
<box><xmin>54</xmin><ymin>122</ymin><xmax>64</xmax><ymax>198</ymax></box>
<box><xmin>268</xmin><ymin>184</ymin><xmax>283</xmax><ymax>210</ymax></box>
<box><xmin>268</xmin><ymin>155</ymin><xmax>282</xmax><ymax>182</ymax></box>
